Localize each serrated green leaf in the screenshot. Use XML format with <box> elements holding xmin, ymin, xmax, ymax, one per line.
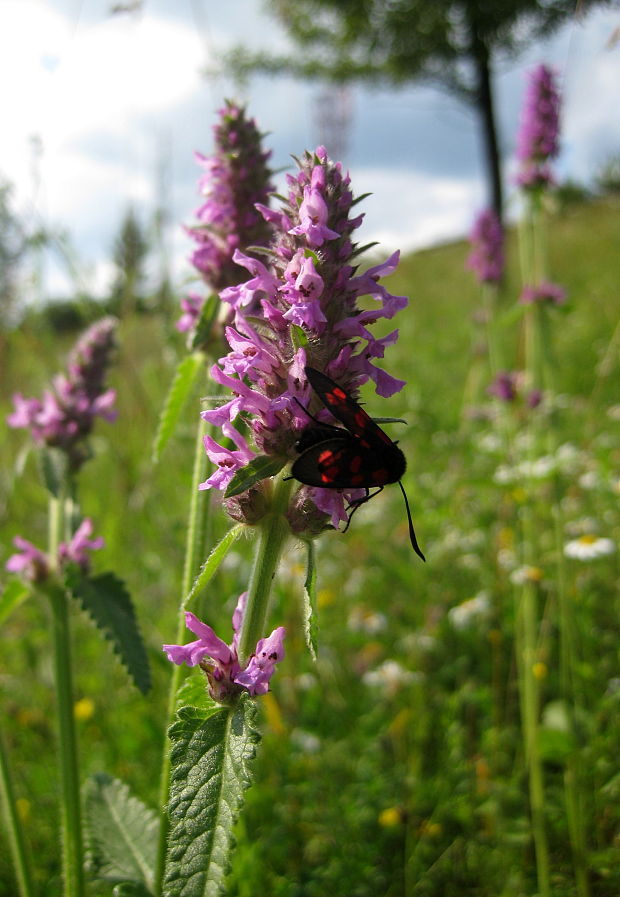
<box><xmin>302</xmin><ymin>540</ymin><xmax>318</xmax><ymax>661</ymax></box>
<box><xmin>163</xmin><ymin>694</ymin><xmax>261</xmax><ymax>897</ymax></box>
<box><xmin>0</xmin><ymin>579</ymin><xmax>31</xmax><ymax>627</ymax></box>
<box><xmin>66</xmin><ymin>569</ymin><xmax>151</xmax><ymax>694</ymax></box>
<box><xmin>153</xmin><ymin>353</ymin><xmax>205</xmax><ymax>462</ymax></box>
<box><xmin>223</xmin><ymin>456</ymin><xmax>287</xmax><ymax>499</ymax></box>
<box><xmin>290</xmin><ymin>324</ymin><xmax>309</xmax><ymax>351</ymax></box>
<box><xmin>84</xmin><ymin>773</ymin><xmax>158</xmax><ymax>893</ymax></box>
<box><xmin>185</xmin><ymin>524</ymin><xmax>244</xmax><ymax>609</ymax></box>
<box><xmin>38</xmin><ymin>447</ymin><xmax>68</xmax><ymax>496</ymax></box>
<box><xmin>176</xmin><ymin>674</ymin><xmax>211</xmax><ymax>711</ymax></box>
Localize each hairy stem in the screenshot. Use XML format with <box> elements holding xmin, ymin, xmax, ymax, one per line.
<box><xmin>237</xmin><ymin>476</ymin><xmax>293</xmax><ymax>666</ymax></box>
<box><xmin>0</xmin><ymin>729</ymin><xmax>35</xmax><ymax>897</ymax></box>
<box><xmin>155</xmin><ymin>415</ymin><xmax>210</xmax><ymax>896</ymax></box>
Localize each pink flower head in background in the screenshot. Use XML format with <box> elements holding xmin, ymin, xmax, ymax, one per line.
<box><xmin>163</xmin><ymin>592</ymin><xmax>286</xmax><ymax>702</ymax></box>
<box><xmin>5</xmin><ymin>537</ymin><xmax>50</xmax><ymax>583</ymax></box>
<box><xmin>488</xmin><ymin>371</ymin><xmax>542</xmax><ymax>410</ymax></box>
<box><xmin>515</xmin><ymin>64</ymin><xmax>561</xmax><ymax>190</ymax></box>
<box><xmin>466</xmin><ymin>208</ymin><xmax>504</xmax><ymax>284</ymax></box>
<box><xmin>58</xmin><ymin>518</ymin><xmax>105</xmax><ymax>572</ymax></box>
<box><xmin>7</xmin><ymin>317</ymin><xmax>117</xmax><ymax>472</ymax></box>
<box><xmin>199</xmin><ymin>146</ymin><xmax>409</xmax><ymax>535</ymax></box>
<box><xmin>519</xmin><ymin>281</ymin><xmax>566</xmax><ymax>306</ymax></box>
<box><xmin>6</xmin><ymin>518</ymin><xmax>104</xmax><ymax>582</ymax></box>
<box><xmin>180</xmin><ymin>101</ymin><xmax>274</xmax><ymax>345</ymax></box>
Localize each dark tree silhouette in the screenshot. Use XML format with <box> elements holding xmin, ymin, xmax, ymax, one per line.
<box><xmin>225</xmin><ymin>0</ymin><xmax>607</xmax><ymax>221</ymax></box>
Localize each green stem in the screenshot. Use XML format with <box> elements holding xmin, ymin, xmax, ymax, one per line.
<box><xmin>48</xmin><ymin>579</ymin><xmax>85</xmax><ymax>897</ymax></box>
<box><xmin>517</xmin><ymin>575</ymin><xmax>550</xmax><ymax>897</ymax></box>
<box><xmin>0</xmin><ymin>729</ymin><xmax>35</xmax><ymax>897</ymax></box>
<box><xmin>517</xmin><ymin>193</ymin><xmax>550</xmax><ymax>897</ymax></box>
<box><xmin>482</xmin><ymin>282</ymin><xmax>502</xmax><ymax>378</ymax></box>
<box><xmin>529</xmin><ymin>199</ymin><xmax>591</xmax><ymax>897</ymax></box>
<box><xmin>181</xmin><ymin>417</ymin><xmax>211</xmax><ymax>602</ymax></box>
<box><xmin>47</xmin><ymin>490</ymin><xmax>85</xmax><ymax>897</ymax></box>
<box><xmin>237</xmin><ymin>476</ymin><xmax>293</xmax><ymax>665</ymax></box>
<box><xmin>154</xmin><ymin>415</ymin><xmax>211</xmax><ymax>896</ymax></box>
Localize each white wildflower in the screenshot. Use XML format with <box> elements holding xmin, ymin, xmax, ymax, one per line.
<box><xmin>448</xmin><ymin>591</ymin><xmax>491</xmax><ymax>629</ymax></box>
<box><xmin>362</xmin><ymin>661</ymin><xmax>418</xmax><ymax>692</ymax></box>
<box><xmin>564</xmin><ymin>535</ymin><xmax>615</xmax><ymax>561</ymax></box>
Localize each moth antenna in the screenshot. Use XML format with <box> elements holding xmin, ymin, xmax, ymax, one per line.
<box><xmin>398</xmin><ymin>480</ymin><xmax>425</xmax><ymax>562</ymax></box>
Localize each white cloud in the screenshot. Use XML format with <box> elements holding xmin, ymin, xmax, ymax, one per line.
<box><xmin>2</xmin><ymin>1</ymin><xmax>620</xmax><ymax>300</ymax></box>
<box><xmin>351</xmin><ymin>168</ymin><xmax>480</xmax><ymax>253</ymax></box>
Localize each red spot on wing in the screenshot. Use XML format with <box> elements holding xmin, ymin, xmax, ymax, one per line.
<box><xmin>349</xmin><ymin>455</ymin><xmax>362</xmax><ymax>473</ymax></box>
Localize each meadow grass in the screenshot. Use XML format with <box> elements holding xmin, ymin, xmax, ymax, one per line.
<box><xmin>1</xmin><ymin>196</ymin><xmax>619</xmax><ymax>896</ymax></box>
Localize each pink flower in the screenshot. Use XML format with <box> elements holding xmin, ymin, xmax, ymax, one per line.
<box><xmin>7</xmin><ymin>317</ymin><xmax>117</xmax><ymax>471</ymax></box>
<box><xmin>181</xmin><ymin>102</ymin><xmax>274</xmax><ymax>348</ymax></box>
<box><xmin>163</xmin><ymin>593</ymin><xmax>286</xmax><ymax>702</ymax></box>
<box><xmin>466</xmin><ymin>208</ymin><xmax>504</xmax><ymax>284</ymax></box>
<box><xmin>519</xmin><ymin>281</ymin><xmax>566</xmax><ymax>306</ymax></box>
<box><xmin>201</xmin><ymin>147</ymin><xmax>410</xmax><ymax>533</ymax></box>
<box><xmin>58</xmin><ymin>519</ymin><xmax>105</xmax><ymax>572</ymax></box>
<box><xmin>515</xmin><ymin>64</ymin><xmax>561</xmax><ymax>190</ymax></box>
<box><xmin>6</xmin><ymin>537</ymin><xmax>50</xmax><ymax>583</ymax></box>
<box><xmin>6</xmin><ymin>518</ymin><xmax>104</xmax><ymax>581</ymax></box>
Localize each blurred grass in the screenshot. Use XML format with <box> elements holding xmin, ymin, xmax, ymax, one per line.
<box><xmin>1</xmin><ymin>196</ymin><xmax>619</xmax><ymax>896</ymax></box>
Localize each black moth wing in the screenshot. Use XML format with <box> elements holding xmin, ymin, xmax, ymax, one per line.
<box><xmin>291</xmin><ymin>434</ymin><xmax>406</xmax><ymax>489</ymax></box>
<box><xmin>304</xmin><ymin>366</ymin><xmax>395</xmax><ymax>450</ymax></box>
<box><xmin>292</xmin><ymin>435</ymin><xmax>366</xmax><ymax>489</ymax></box>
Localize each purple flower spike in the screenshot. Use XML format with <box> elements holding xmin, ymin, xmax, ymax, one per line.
<box><xmin>466</xmin><ymin>208</ymin><xmax>504</xmax><ymax>284</ymax></box>
<box><xmin>6</xmin><ymin>536</ymin><xmax>50</xmax><ymax>583</ymax></box>
<box><xmin>163</xmin><ymin>594</ymin><xmax>286</xmax><ymax>703</ymax></box>
<box><xmin>180</xmin><ymin>102</ymin><xmax>274</xmax><ymax>346</ymax></box>
<box><xmin>515</xmin><ymin>64</ymin><xmax>561</xmax><ymax>190</ymax></box>
<box><xmin>7</xmin><ymin>317</ymin><xmax>117</xmax><ymax>472</ymax></box>
<box><xmin>200</xmin><ymin>146</ymin><xmax>410</xmax><ymax>537</ymax></box>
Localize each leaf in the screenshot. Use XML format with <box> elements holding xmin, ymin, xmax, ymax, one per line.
<box><xmin>223</xmin><ymin>456</ymin><xmax>287</xmax><ymax>499</ymax></box>
<box><xmin>163</xmin><ymin>694</ymin><xmax>261</xmax><ymax>897</ymax></box>
<box><xmin>290</xmin><ymin>324</ymin><xmax>309</xmax><ymax>351</ymax></box>
<box><xmin>185</xmin><ymin>524</ymin><xmax>244</xmax><ymax>609</ymax></box>
<box><xmin>191</xmin><ymin>295</ymin><xmax>219</xmax><ymax>352</ymax></box>
<box><xmin>153</xmin><ymin>353</ymin><xmax>205</xmax><ymax>462</ymax></box>
<box><xmin>0</xmin><ymin>579</ymin><xmax>31</xmax><ymax>627</ymax></box>
<box><xmin>38</xmin><ymin>446</ymin><xmax>68</xmax><ymax>497</ymax></box>
<box><xmin>66</xmin><ymin>569</ymin><xmax>151</xmax><ymax>694</ymax></box>
<box><xmin>84</xmin><ymin>773</ymin><xmax>158</xmax><ymax>893</ymax></box>
<box><xmin>350</xmin><ymin>241</ymin><xmax>379</xmax><ymax>259</ymax></box>
<box><xmin>302</xmin><ymin>540</ymin><xmax>318</xmax><ymax>661</ymax></box>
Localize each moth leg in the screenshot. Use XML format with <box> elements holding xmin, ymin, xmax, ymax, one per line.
<box><xmin>292</xmin><ymin>395</ymin><xmax>343</xmax><ymax>433</ymax></box>
<box><xmin>342</xmin><ymin>487</ymin><xmax>384</xmax><ymax>533</ymax></box>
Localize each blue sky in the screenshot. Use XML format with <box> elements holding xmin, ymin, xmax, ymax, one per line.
<box><xmin>1</xmin><ymin>0</ymin><xmax>619</xmax><ymax>298</ymax></box>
